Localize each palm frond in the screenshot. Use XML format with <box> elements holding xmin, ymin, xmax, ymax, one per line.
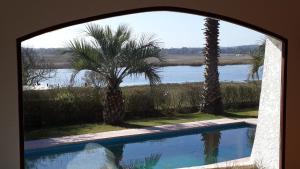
<box><xmin>128</xmin><ymin>62</ymin><xmax>161</xmax><ymax>85</ymax></box>
<box><xmin>85</xmin><ymin>24</ymin><xmax>110</xmax><ymax>56</ymax></box>
<box><xmin>120</xmin><ymin>154</ymin><xmax>161</xmax><ymax>169</ymax></box>
<box><xmin>117</xmin><ymin>34</ymin><xmax>163</xmax><ymax>85</ymax></box>
<box><xmin>138</xmin><ymin>34</ymin><xmax>163</xmax><ymax>61</ymax></box>
<box><xmin>114</xmin><ymin>24</ymin><xmax>131</xmax><ymax>47</ymax></box>
<box><xmin>67</xmin><ymin>24</ymin><xmax>163</xmax><ymax>87</ymax></box>
<box><xmin>67</xmin><ymin>39</ymin><xmax>108</xmax><ymax>76</ymax></box>
<box><xmin>120</xmin><ymin>34</ymin><xmax>164</xmax><ymax>64</ymax></box>
<box><xmin>69</xmin><ymin>70</ymin><xmax>80</xmax><ymax>86</ymax></box>
<box><xmin>248</xmin><ymin>40</ymin><xmax>265</xmax><ymax>80</ymax></box>
<box><xmin>86</xmin><ymin>24</ymin><xmax>131</xmax><ymax>59</ymax></box>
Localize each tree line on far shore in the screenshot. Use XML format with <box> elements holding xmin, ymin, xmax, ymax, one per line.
<box><xmin>31</xmin><ymin>45</ymin><xmax>258</xmax><ymax>57</ymax></box>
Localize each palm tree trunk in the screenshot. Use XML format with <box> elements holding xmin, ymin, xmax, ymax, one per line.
<box><xmin>106</xmin><ymin>144</ymin><xmax>124</xmax><ymax>167</ymax></box>
<box><xmin>202</xmin><ymin>131</ymin><xmax>221</xmax><ymax>164</ymax></box>
<box><xmin>200</xmin><ymin>18</ymin><xmax>224</xmax><ymax>114</ymax></box>
<box><xmin>103</xmin><ymin>78</ymin><xmax>124</xmax><ymax>124</ymax></box>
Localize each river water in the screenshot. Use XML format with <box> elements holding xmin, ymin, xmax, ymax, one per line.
<box><xmin>37</xmin><ymin>64</ymin><xmax>262</xmax><ymax>88</ymax></box>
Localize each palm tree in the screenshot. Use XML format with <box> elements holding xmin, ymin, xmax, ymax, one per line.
<box><xmin>248</xmin><ymin>41</ymin><xmax>265</xmax><ymax>80</ymax></box>
<box><xmin>247</xmin><ymin>128</ymin><xmax>256</xmax><ymax>149</ymax></box>
<box><xmin>68</xmin><ymin>24</ymin><xmax>163</xmax><ymax>124</ymax></box>
<box><xmin>105</xmin><ymin>144</ymin><xmax>124</xmax><ymax>168</ymax></box>
<box><xmin>105</xmin><ymin>145</ymin><xmax>161</xmax><ymax>169</ymax></box>
<box><xmin>199</xmin><ymin>18</ymin><xmax>224</xmax><ymax>114</ymax></box>
<box><xmin>201</xmin><ymin>131</ymin><xmax>221</xmax><ymax>164</ymax></box>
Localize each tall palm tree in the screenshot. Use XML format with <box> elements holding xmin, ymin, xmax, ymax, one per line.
<box><xmin>199</xmin><ymin>18</ymin><xmax>224</xmax><ymax>114</ymax></box>
<box><xmin>247</xmin><ymin>128</ymin><xmax>256</xmax><ymax>149</ymax></box>
<box><xmin>68</xmin><ymin>24</ymin><xmax>163</xmax><ymax>124</ymax></box>
<box><xmin>201</xmin><ymin>131</ymin><xmax>221</xmax><ymax>164</ymax></box>
<box><xmin>105</xmin><ymin>144</ymin><xmax>124</xmax><ymax>168</ymax></box>
<box><xmin>248</xmin><ymin>41</ymin><xmax>265</xmax><ymax>80</ymax></box>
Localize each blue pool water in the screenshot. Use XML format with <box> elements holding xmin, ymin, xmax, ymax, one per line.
<box><xmin>25</xmin><ymin>123</ymin><xmax>256</xmax><ymax>169</ymax></box>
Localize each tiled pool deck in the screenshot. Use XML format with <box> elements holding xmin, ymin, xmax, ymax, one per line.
<box><xmin>25</xmin><ymin>118</ymin><xmax>257</xmax><ymax>151</ymax></box>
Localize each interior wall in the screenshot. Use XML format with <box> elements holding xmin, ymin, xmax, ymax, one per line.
<box><xmin>0</xmin><ymin>1</ymin><xmax>299</xmax><ymax>169</ymax></box>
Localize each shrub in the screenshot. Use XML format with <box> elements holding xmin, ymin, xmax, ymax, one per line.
<box><xmin>152</xmin><ymin>86</ymin><xmax>172</xmax><ymax>112</ymax></box>
<box><xmin>23</xmin><ymin>87</ymin><xmax>103</xmax><ymax>130</ymax></box>
<box><xmin>124</xmin><ymin>89</ymin><xmax>156</xmax><ymax>118</ymax></box>
<box><xmin>185</xmin><ymin>85</ymin><xmax>202</xmax><ymax>111</ymax></box>
<box><xmin>221</xmin><ymin>83</ymin><xmax>260</xmax><ymax>109</ymax></box>
<box><xmin>23</xmin><ymin>82</ymin><xmax>261</xmax><ymax>129</ymax></box>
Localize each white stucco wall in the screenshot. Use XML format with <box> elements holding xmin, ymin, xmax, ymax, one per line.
<box><xmin>251</xmin><ymin>37</ymin><xmax>282</xmax><ymax>169</ymax></box>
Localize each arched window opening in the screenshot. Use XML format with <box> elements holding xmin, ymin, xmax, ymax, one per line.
<box><xmin>19</xmin><ymin>10</ymin><xmax>284</xmax><ymax>169</ymax></box>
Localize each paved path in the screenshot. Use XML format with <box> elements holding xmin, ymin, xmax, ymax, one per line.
<box><xmin>25</xmin><ymin>118</ymin><xmax>257</xmax><ymax>150</ymax></box>
<box><xmin>178</xmin><ymin>157</ymin><xmax>253</xmax><ymax>169</ymax></box>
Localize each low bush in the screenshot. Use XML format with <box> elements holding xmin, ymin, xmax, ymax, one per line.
<box><xmin>23</xmin><ymin>82</ymin><xmax>260</xmax><ymax>129</ymax></box>
<box><xmin>222</xmin><ymin>83</ymin><xmax>260</xmax><ymax>109</ymax></box>
<box><xmin>23</xmin><ymin>88</ymin><xmax>103</xmax><ymax>130</ymax></box>
<box><xmin>124</xmin><ymin>89</ymin><xmax>156</xmax><ymax>118</ymax></box>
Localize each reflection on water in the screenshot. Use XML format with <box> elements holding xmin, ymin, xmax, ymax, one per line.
<box><xmin>202</xmin><ymin>131</ymin><xmax>221</xmax><ymax>164</ymax></box>
<box><xmin>25</xmin><ymin>143</ymin><xmax>118</xmax><ymax>169</ymax></box>
<box><xmin>104</xmin><ymin>144</ymin><xmax>162</xmax><ymax>169</ymax></box>
<box><xmin>107</xmin><ymin>145</ymin><xmax>124</xmax><ymax>168</ymax></box>
<box><xmin>25</xmin><ymin>126</ymin><xmax>256</xmax><ymax>169</ymax></box>
<box><xmin>247</xmin><ymin>128</ymin><xmax>256</xmax><ymax>149</ymax></box>
<box><xmin>119</xmin><ymin>154</ymin><xmax>161</xmax><ymax>169</ymax></box>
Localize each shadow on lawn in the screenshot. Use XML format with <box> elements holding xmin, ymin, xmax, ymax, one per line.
<box><xmin>117</xmin><ymin>123</ymin><xmax>151</xmax><ymax>129</ymax></box>
<box><xmin>224</xmin><ymin>113</ymin><xmax>257</xmax><ymax>119</ymax></box>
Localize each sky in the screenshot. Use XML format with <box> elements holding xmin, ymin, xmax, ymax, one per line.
<box><xmin>21</xmin><ymin>11</ymin><xmax>265</xmax><ymax>48</ymax></box>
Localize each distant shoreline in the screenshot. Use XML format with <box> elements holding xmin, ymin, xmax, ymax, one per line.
<box><xmin>42</xmin><ymin>54</ymin><xmax>253</xmax><ymax>69</ymax></box>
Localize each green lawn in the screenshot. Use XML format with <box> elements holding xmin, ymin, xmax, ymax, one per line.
<box><xmin>25</xmin><ymin>108</ymin><xmax>258</xmax><ymax>140</ymax></box>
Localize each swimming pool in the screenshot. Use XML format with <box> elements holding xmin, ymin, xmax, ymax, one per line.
<box><xmin>24</xmin><ymin>123</ymin><xmax>256</xmax><ymax>169</ymax></box>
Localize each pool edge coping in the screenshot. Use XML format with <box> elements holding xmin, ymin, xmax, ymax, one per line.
<box><xmin>24</xmin><ymin>118</ymin><xmax>257</xmax><ymax>151</ymax></box>
<box><xmin>177</xmin><ymin>157</ymin><xmax>253</xmax><ymax>169</ymax></box>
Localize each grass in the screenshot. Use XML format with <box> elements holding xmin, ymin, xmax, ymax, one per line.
<box><xmin>24</xmin><ymin>81</ymin><xmax>260</xmax><ymax>129</ymax></box>
<box><xmin>43</xmin><ymin>54</ymin><xmax>253</xmax><ymax>68</ymax></box>
<box><xmin>25</xmin><ymin>108</ymin><xmax>258</xmax><ymax>140</ymax></box>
